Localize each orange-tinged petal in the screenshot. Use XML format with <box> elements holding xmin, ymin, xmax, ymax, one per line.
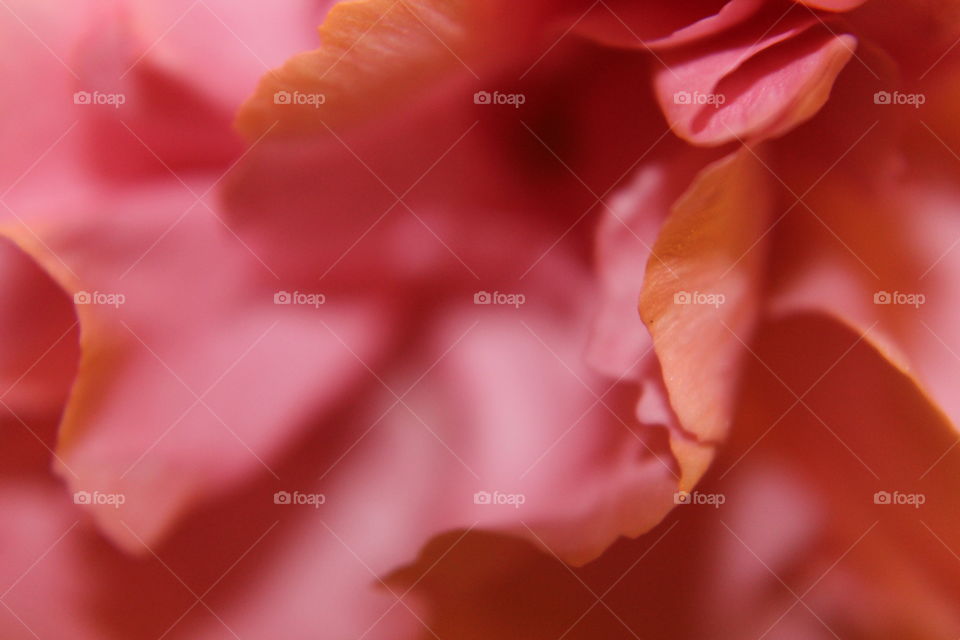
<box><xmin>715</xmin><ymin>313</ymin><xmax>960</xmax><ymax>636</ymax></box>
<box><xmin>238</xmin><ymin>0</ymin><xmax>486</xmax><ymax>137</ymax></box>
<box><xmin>640</xmin><ymin>147</ymin><xmax>772</xmax><ymax>488</ymax></box>
<box><xmin>589</xmin><ymin>149</ymin><xmax>721</xmax><ymax>379</ymax></box>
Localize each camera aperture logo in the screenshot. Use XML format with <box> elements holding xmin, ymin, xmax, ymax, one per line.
<box><xmin>273</xmin><ymin>490</ymin><xmax>326</xmax><ymax>508</ymax></box>
<box><xmin>73</xmin><ymin>91</ymin><xmax>126</xmax><ymax>108</ymax></box>
<box><xmin>873</xmin><ymin>90</ymin><xmax>925</xmax><ymax>108</ymax></box>
<box><xmin>73</xmin><ymin>490</ymin><xmax>126</xmax><ymax>509</ymax></box>
<box><xmin>674</xmin><ymin>490</ymin><xmax>725</xmax><ymax>508</ymax></box>
<box><xmin>673</xmin><ymin>290</ymin><xmax>725</xmax><ymax>308</ymax></box>
<box><xmin>673</xmin><ymin>90</ymin><xmax>725</xmax><ymax>108</ymax></box>
<box><xmin>74</xmin><ymin>290</ymin><xmax>125</xmax><ymax>308</ymax></box>
<box><xmin>473</xmin><ymin>90</ymin><xmax>526</xmax><ymax>109</ymax></box>
<box><xmin>873</xmin><ymin>490</ymin><xmax>925</xmax><ymax>508</ymax></box>
<box><xmin>473</xmin><ymin>490</ymin><xmax>525</xmax><ymax>509</ymax></box>
<box><xmin>474</xmin><ymin>290</ymin><xmax>525</xmax><ymax>308</ymax></box>
<box><xmin>274</xmin><ymin>290</ymin><xmax>326</xmax><ymax>308</ymax></box>
<box><xmin>873</xmin><ymin>290</ymin><xmax>925</xmax><ymax>308</ymax></box>
<box><xmin>273</xmin><ymin>90</ymin><xmax>326</xmax><ymax>109</ymax></box>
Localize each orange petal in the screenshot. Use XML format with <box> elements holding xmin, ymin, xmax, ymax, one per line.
<box><xmin>237</xmin><ymin>0</ymin><xmax>491</xmax><ymax>137</ymax></box>
<box><xmin>716</xmin><ymin>313</ymin><xmax>960</xmax><ymax>636</ymax></box>
<box><xmin>640</xmin><ymin>147</ymin><xmax>773</xmax><ymax>488</ymax></box>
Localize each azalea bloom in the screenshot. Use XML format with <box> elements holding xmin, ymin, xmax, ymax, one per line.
<box><xmin>2</xmin><ymin>0</ymin><xmax>960</xmax><ymax>638</ymax></box>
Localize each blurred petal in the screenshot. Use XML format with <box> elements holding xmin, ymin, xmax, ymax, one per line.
<box><xmin>574</xmin><ymin>0</ymin><xmax>766</xmax><ymax>50</ymax></box>
<box><xmin>122</xmin><ymin>0</ymin><xmax>332</xmax><ymax>113</ymax></box>
<box><xmin>1</xmin><ymin>185</ymin><xmax>390</xmax><ymax>550</ymax></box>
<box><xmin>767</xmin><ymin>176</ymin><xmax>960</xmax><ymax>432</ymax></box>
<box><xmin>238</xmin><ymin>0</ymin><xmax>492</xmax><ymax>137</ymax></box>
<box><xmin>0</xmin><ymin>0</ymin><xmax>91</xmax><ymax>198</ymax></box>
<box><xmin>303</xmin><ymin>259</ymin><xmax>679</xmax><ymax>568</ymax></box>
<box><xmin>0</xmin><ymin>239</ymin><xmax>78</xmax><ymax>421</ymax></box>
<box><xmin>716</xmin><ymin>313</ymin><xmax>960</xmax><ymax>637</ymax></box>
<box><xmin>390</xmin><ymin>313</ymin><xmax>960</xmax><ymax>639</ymax></box>
<box><xmin>758</xmin><ymin>62</ymin><xmax>960</xmax><ymax>435</ymax></box>
<box><xmin>794</xmin><ymin>0</ymin><xmax>868</xmax><ymax>10</ymax></box>
<box><xmin>400</xmin><ymin>298</ymin><xmax>677</xmax><ymax>565</ymax></box>
<box><xmin>0</xmin><ymin>485</ymin><xmax>97</xmax><ymax>640</ymax></box>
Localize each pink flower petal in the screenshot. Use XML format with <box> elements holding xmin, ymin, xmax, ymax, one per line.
<box><xmin>2</xmin><ymin>184</ymin><xmax>392</xmax><ymax>551</ymax></box>
<box><xmin>589</xmin><ymin>149</ymin><xmax>721</xmax><ymax>379</ymax></box>
<box><xmin>574</xmin><ymin>0</ymin><xmax>766</xmax><ymax>50</ymax></box>
<box><xmin>0</xmin><ymin>485</ymin><xmax>98</xmax><ymax>640</ymax></box>
<box><xmin>654</xmin><ymin>17</ymin><xmax>856</xmax><ymax>146</ymax></box>
<box><xmin>794</xmin><ymin>0</ymin><xmax>869</xmax><ymax>10</ymax></box>
<box><xmin>0</xmin><ymin>240</ymin><xmax>78</xmax><ymax>420</ymax></box>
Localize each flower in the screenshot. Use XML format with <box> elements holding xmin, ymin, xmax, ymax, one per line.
<box><xmin>2</xmin><ymin>0</ymin><xmax>960</xmax><ymax>638</ymax></box>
